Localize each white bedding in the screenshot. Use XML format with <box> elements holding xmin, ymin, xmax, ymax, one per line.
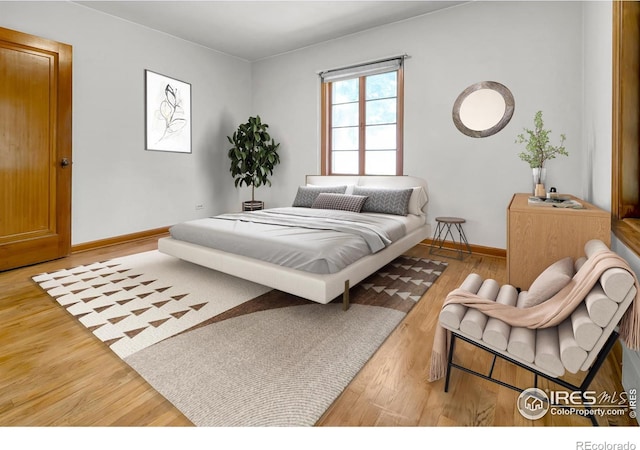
<box><xmin>159</xmin><ymin>175</ymin><xmax>431</xmax><ymax>305</ymax></box>
<box><xmin>169</xmin><ymin>207</ymin><xmax>424</xmax><ymax>274</ymax></box>
<box><xmin>364</xmin><ymin>211</ymin><xmax>426</xmax><ymax>234</ymax></box>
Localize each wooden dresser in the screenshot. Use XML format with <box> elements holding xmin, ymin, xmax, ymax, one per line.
<box><xmin>506</xmin><ymin>193</ymin><xmax>611</xmax><ymax>290</ymax></box>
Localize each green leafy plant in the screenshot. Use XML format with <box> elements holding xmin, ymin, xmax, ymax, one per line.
<box><xmin>228</xmin><ymin>115</ymin><xmax>281</xmax><ymax>203</ymax></box>
<box><xmin>515</xmin><ymin>110</ymin><xmax>568</xmax><ymax>182</ymax></box>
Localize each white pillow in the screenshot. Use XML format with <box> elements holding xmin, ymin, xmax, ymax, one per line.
<box><xmin>521</xmin><ymin>256</ymin><xmax>575</xmax><ymax>308</ymax></box>
<box><xmin>408</xmin><ymin>186</ymin><xmax>428</xmax><ymax>216</ymax></box>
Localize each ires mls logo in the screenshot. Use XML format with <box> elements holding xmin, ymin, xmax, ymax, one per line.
<box><xmin>517</xmin><ymin>387</ymin><xmax>636</xmax><ymax>420</ymax></box>
<box><xmin>517</xmin><ymin>388</ymin><xmax>549</xmax><ymax>420</ymax></box>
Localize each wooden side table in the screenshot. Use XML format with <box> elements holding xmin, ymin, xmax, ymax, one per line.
<box><xmin>429</xmin><ymin>216</ymin><xmax>472</xmax><ymax>260</ymax></box>
<box><xmin>506</xmin><ymin>193</ymin><xmax>611</xmax><ymax>290</ymax></box>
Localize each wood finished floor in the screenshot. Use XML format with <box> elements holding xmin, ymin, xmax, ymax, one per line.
<box><xmin>0</xmin><ymin>237</ymin><xmax>637</xmax><ymax>427</ymax></box>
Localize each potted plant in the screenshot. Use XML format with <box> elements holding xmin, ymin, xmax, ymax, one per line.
<box><xmin>228</xmin><ymin>115</ymin><xmax>281</xmax><ymax>211</ymax></box>
<box><xmin>515</xmin><ymin>110</ymin><xmax>568</xmax><ymax>196</ymax></box>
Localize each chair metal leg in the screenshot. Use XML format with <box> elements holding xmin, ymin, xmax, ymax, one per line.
<box><xmin>444</xmin><ymin>333</ymin><xmax>456</xmax><ymax>393</ymax></box>
<box><xmin>488</xmin><ymin>354</ymin><xmax>497</xmax><ymax>378</ymax></box>
<box><xmin>442</xmin><ymin>330</ymin><xmax>621</xmax><ymax>426</ymax></box>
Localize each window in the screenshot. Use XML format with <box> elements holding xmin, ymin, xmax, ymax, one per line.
<box><xmin>612</xmin><ymin>1</ymin><xmax>640</xmax><ymax>255</ymax></box>
<box><xmin>320</xmin><ymin>57</ymin><xmax>404</xmax><ymax>175</ymax></box>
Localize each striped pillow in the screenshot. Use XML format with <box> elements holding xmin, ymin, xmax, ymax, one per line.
<box><xmin>352</xmin><ymin>186</ymin><xmax>413</xmax><ymax>216</ymax></box>
<box><xmin>292</xmin><ymin>185</ymin><xmax>347</xmax><ymax>207</ymax></box>
<box><xmin>311</xmin><ymin>193</ymin><xmax>368</xmax><ymax>213</ymax></box>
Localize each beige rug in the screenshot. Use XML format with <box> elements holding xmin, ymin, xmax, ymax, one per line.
<box><xmin>34</xmin><ymin>252</ymin><xmax>447</xmax><ymax>426</ymax></box>
<box><xmin>126</xmin><ymin>303</ymin><xmax>406</xmax><ymax>426</ymax></box>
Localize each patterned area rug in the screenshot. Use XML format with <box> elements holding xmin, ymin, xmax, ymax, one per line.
<box><xmin>34</xmin><ymin>251</ymin><xmax>447</xmax><ymax>426</ymax></box>
<box><xmin>32</xmin><ymin>251</ymin><xmax>271</xmax><ymax>358</ymax></box>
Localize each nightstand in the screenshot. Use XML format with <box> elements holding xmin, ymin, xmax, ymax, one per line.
<box><xmin>506</xmin><ymin>193</ymin><xmax>610</xmax><ymax>290</ymax></box>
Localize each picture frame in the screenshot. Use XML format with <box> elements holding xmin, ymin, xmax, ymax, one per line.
<box><xmin>145</xmin><ymin>70</ymin><xmax>192</xmax><ymax>153</ymax></box>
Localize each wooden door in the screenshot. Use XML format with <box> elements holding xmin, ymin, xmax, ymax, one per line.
<box><xmin>0</xmin><ymin>27</ymin><xmax>72</xmax><ymax>271</ymax></box>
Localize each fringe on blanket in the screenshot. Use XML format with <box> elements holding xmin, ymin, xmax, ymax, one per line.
<box><xmin>427</xmin><ymin>326</ymin><xmax>449</xmax><ymax>382</ymax></box>
<box><xmin>620</xmin><ymin>298</ymin><xmax>640</xmax><ymax>351</ymax></box>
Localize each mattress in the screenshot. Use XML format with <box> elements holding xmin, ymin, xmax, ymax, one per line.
<box><xmin>169</xmin><ymin>207</ymin><xmax>424</xmax><ymax>274</ymax></box>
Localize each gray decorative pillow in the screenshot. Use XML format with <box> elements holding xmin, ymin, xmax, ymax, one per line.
<box><xmin>311</xmin><ymin>193</ymin><xmax>368</xmax><ymax>213</ymax></box>
<box><xmin>292</xmin><ymin>185</ymin><xmax>347</xmax><ymax>207</ymax></box>
<box><xmin>521</xmin><ymin>256</ymin><xmax>575</xmax><ymax>308</ymax></box>
<box><xmin>352</xmin><ymin>186</ymin><xmax>413</xmax><ymax>216</ymax></box>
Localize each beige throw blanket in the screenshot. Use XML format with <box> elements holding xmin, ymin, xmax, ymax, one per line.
<box><xmin>428</xmin><ymin>250</ymin><xmax>640</xmax><ymax>382</ymax></box>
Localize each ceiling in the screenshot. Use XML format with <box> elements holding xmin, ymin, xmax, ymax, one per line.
<box><xmin>76</xmin><ymin>1</ymin><xmax>466</xmax><ymax>61</ymax></box>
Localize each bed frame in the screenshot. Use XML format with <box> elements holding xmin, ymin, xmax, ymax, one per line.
<box><xmin>158</xmin><ymin>175</ymin><xmax>431</xmax><ymax>310</ymax></box>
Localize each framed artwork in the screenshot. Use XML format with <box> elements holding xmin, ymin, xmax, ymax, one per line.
<box><xmin>145</xmin><ymin>70</ymin><xmax>192</xmax><ymax>153</ymax></box>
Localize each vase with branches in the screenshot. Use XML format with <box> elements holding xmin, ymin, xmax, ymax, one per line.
<box><xmin>515</xmin><ymin>110</ymin><xmax>568</xmax><ymax>195</ymax></box>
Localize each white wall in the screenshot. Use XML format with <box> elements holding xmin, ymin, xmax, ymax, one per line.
<box><xmin>252</xmin><ymin>0</ymin><xmax>584</xmax><ymax>249</ymax></box>
<box><xmin>0</xmin><ymin>1</ymin><xmax>252</xmax><ymax>244</ymax></box>
<box><xmin>583</xmin><ymin>1</ymin><xmax>640</xmax><ymax>413</ymax></box>
<box><xmin>0</xmin><ymin>1</ymin><xmax>603</xmax><ymax>250</ymax></box>
<box><xmin>583</xmin><ymin>0</ymin><xmax>613</xmax><ymax>211</ymax></box>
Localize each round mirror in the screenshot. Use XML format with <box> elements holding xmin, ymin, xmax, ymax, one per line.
<box><xmin>452</xmin><ymin>81</ymin><xmax>515</xmax><ymax>138</ymax></box>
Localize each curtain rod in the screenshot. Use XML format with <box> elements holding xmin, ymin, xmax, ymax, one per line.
<box><xmin>317</xmin><ymin>53</ymin><xmax>410</xmax><ymax>76</ymax></box>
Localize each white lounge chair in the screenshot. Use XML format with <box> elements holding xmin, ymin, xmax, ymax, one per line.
<box><xmin>438</xmin><ymin>239</ymin><xmax>637</xmax><ymax>426</ymax></box>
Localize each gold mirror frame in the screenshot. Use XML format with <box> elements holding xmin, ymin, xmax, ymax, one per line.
<box><xmin>452</xmin><ymin>81</ymin><xmax>515</xmax><ymax>138</ymax></box>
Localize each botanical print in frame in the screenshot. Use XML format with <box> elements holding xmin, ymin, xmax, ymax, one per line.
<box><xmin>145</xmin><ymin>70</ymin><xmax>192</xmax><ymax>153</ymax></box>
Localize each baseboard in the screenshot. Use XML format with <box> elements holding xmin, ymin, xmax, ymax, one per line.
<box><xmin>71</xmin><ymin>227</ymin><xmax>171</xmax><ymax>253</ymax></box>
<box><xmin>71</xmin><ymin>229</ymin><xmax>506</xmax><ymax>258</ymax></box>
<box><xmin>420</xmin><ymin>239</ymin><xmax>506</xmax><ymax>258</ymax></box>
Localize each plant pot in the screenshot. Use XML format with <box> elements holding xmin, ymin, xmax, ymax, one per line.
<box><xmin>243</xmin><ymin>200</ymin><xmax>264</xmax><ymax>211</ymax></box>
<box><xmin>534</xmin><ymin>183</ymin><xmax>546</xmax><ymax>198</ymax></box>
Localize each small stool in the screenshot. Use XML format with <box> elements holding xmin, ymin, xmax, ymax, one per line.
<box><xmin>429</xmin><ymin>216</ymin><xmax>472</xmax><ymax>260</ymax></box>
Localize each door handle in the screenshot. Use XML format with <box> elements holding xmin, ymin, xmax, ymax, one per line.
<box><xmin>60</xmin><ymin>158</ymin><xmax>70</xmax><ymax>167</ymax></box>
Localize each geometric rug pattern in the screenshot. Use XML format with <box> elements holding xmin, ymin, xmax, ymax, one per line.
<box><xmin>32</xmin><ymin>251</ymin><xmax>270</xmax><ymax>358</ymax></box>
<box><xmin>170</xmin><ymin>254</ymin><xmax>449</xmax><ymax>333</ymax></box>
<box><xmin>359</xmin><ymin>255</ymin><xmax>446</xmax><ymax>302</ymax></box>
<box><xmin>34</xmin><ymin>251</ymin><xmax>447</xmax><ymax>426</ymax></box>
<box><xmin>121</xmin><ymin>255</ymin><xmax>448</xmax><ymax>426</ymax></box>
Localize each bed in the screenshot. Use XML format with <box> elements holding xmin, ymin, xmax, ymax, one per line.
<box><xmin>158</xmin><ymin>175</ymin><xmax>431</xmax><ymax>309</ymax></box>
